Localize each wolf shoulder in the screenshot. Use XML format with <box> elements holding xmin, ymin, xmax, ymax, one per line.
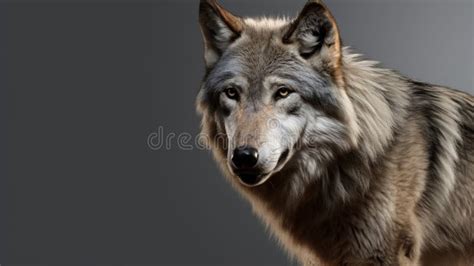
<box><xmin>408</xmin><ymin>80</ymin><xmax>474</xmax><ymax>254</ymax></box>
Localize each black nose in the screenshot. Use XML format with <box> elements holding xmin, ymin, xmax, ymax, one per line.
<box><xmin>232</xmin><ymin>146</ymin><xmax>259</xmax><ymax>170</ymax></box>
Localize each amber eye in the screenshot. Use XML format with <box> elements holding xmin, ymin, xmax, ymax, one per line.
<box><xmin>224</xmin><ymin>87</ymin><xmax>239</xmax><ymax>100</ymax></box>
<box><xmin>275</xmin><ymin>86</ymin><xmax>292</xmax><ymax>99</ymax></box>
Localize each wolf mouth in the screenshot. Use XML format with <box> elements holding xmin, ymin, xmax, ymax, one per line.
<box><xmin>236</xmin><ymin>172</ymin><xmax>271</xmax><ymax>187</ymax></box>
<box><xmin>236</xmin><ymin>172</ymin><xmax>268</xmax><ymax>186</ymax></box>
<box><xmin>235</xmin><ymin>148</ymin><xmax>291</xmax><ymax>187</ymax></box>
<box><xmin>277</xmin><ymin>148</ymin><xmax>290</xmax><ymax>168</ymax></box>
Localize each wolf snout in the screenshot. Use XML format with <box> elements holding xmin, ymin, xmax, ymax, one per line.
<box><xmin>232</xmin><ymin>146</ymin><xmax>259</xmax><ymax>169</ymax></box>
<box><xmin>231</xmin><ymin>146</ymin><xmax>265</xmax><ymax>186</ymax></box>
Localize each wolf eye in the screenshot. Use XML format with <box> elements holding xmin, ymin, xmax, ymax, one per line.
<box><xmin>275</xmin><ymin>86</ymin><xmax>293</xmax><ymax>100</ymax></box>
<box><xmin>224</xmin><ymin>87</ymin><xmax>239</xmax><ymax>100</ymax></box>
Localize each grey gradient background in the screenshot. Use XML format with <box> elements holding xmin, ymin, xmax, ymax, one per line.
<box><xmin>1</xmin><ymin>0</ymin><xmax>473</xmax><ymax>265</ymax></box>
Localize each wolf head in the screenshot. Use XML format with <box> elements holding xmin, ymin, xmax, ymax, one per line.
<box><xmin>197</xmin><ymin>0</ymin><xmax>359</xmax><ymax>188</ymax></box>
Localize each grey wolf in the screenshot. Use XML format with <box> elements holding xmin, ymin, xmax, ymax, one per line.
<box><xmin>196</xmin><ymin>0</ymin><xmax>474</xmax><ymax>265</ymax></box>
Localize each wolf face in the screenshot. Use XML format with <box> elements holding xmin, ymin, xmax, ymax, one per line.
<box><xmin>197</xmin><ymin>0</ymin><xmax>358</xmax><ymax>187</ymax></box>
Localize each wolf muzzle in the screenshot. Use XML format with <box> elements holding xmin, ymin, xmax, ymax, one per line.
<box><xmin>231</xmin><ymin>146</ymin><xmax>265</xmax><ymax>185</ymax></box>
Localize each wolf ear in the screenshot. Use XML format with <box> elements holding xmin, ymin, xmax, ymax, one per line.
<box><xmin>283</xmin><ymin>0</ymin><xmax>342</xmax><ymax>65</ymax></box>
<box><xmin>199</xmin><ymin>0</ymin><xmax>243</xmax><ymax>67</ymax></box>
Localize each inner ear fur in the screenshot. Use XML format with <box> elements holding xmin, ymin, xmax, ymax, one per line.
<box><xmin>283</xmin><ymin>0</ymin><xmax>343</xmax><ymax>86</ymax></box>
